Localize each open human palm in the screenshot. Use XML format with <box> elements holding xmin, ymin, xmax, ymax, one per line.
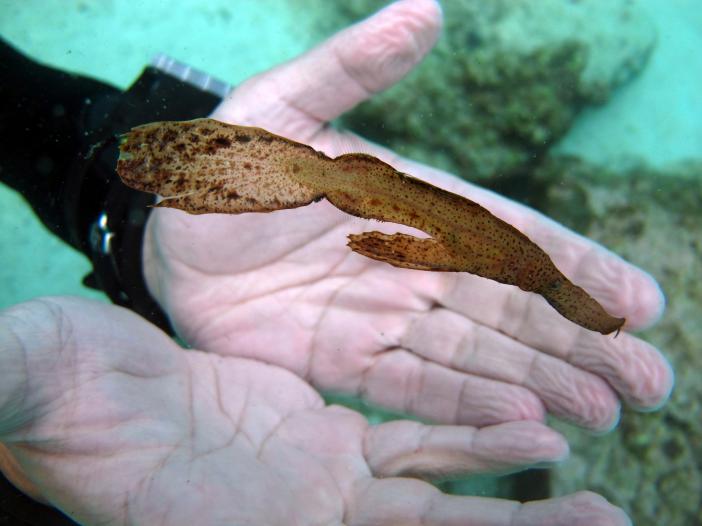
<box><xmin>143</xmin><ymin>0</ymin><xmax>671</xmax><ymax>433</ymax></box>
<box><xmin>1</xmin><ymin>297</ymin><xmax>627</xmax><ymax>525</ymax></box>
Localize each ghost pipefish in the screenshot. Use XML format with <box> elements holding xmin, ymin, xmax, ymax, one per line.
<box><xmin>116</xmin><ymin>118</ymin><xmax>625</xmax><ymax>335</ymax></box>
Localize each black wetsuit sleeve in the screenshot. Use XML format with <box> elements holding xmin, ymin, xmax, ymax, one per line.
<box><xmin>0</xmin><ymin>38</ymin><xmax>223</xmax><ymax>332</ymax></box>
<box><xmin>0</xmin><ymin>38</ymin><xmax>121</xmax><ymax>248</ymax></box>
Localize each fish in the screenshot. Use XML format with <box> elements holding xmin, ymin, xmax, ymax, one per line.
<box><xmin>116</xmin><ymin>118</ymin><xmax>625</xmax><ymax>335</ymax></box>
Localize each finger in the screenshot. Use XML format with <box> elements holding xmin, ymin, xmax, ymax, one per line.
<box><xmin>355</xmin><ymin>348</ymin><xmax>546</xmax><ymax>427</ymax></box>
<box><xmin>513</xmin><ymin>492</ymin><xmax>632</xmax><ymax>526</ymax></box>
<box><xmin>402</xmin><ymin>308</ymin><xmax>621</xmax><ymax>431</ymax></box>
<box><xmin>438</xmin><ymin>276</ymin><xmax>673</xmax><ymax>410</ymax></box>
<box><xmin>349</xmin><ymin>479</ymin><xmax>630</xmax><ymax>526</ymax></box>
<box><xmin>212</xmin><ymin>0</ymin><xmax>442</xmax><ymax>137</ymax></box>
<box><xmin>364</xmin><ymin>420</ymin><xmax>568</xmax><ymax>479</ymax></box>
<box><xmin>556</xmin><ymin>327</ymin><xmax>673</xmax><ymax>410</ymax></box>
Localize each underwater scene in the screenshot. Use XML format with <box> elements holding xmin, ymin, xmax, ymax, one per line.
<box><xmin>0</xmin><ymin>1</ymin><xmax>700</xmax><ymax>525</ymax></box>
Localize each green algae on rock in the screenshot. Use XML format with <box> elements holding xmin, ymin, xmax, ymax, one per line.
<box><xmin>329</xmin><ymin>0</ymin><xmax>656</xmax><ymax>182</ymax></box>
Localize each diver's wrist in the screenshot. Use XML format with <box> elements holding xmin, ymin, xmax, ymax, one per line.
<box><xmin>83</xmin><ymin>56</ymin><xmax>229</xmax><ymax>333</ymax></box>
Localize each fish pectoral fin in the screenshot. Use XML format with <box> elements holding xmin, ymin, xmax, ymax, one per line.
<box><xmin>347</xmin><ymin>231</ymin><xmax>458</xmax><ymax>271</ymax></box>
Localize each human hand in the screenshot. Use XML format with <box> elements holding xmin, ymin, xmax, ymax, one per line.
<box><xmin>142</xmin><ymin>0</ymin><xmax>672</xmax><ymax>433</ymax></box>
<box><xmin>0</xmin><ymin>297</ymin><xmax>630</xmax><ymax>525</ymax></box>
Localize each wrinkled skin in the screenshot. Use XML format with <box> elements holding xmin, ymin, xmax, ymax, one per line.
<box><xmin>0</xmin><ymin>1</ymin><xmax>672</xmax><ymax>525</ymax></box>
<box><xmin>0</xmin><ymin>297</ymin><xmax>622</xmax><ymax>526</ymax></box>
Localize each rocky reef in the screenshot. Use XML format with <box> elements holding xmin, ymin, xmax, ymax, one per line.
<box><xmin>327</xmin><ymin>0</ymin><xmax>656</xmax><ymax>181</ymax></box>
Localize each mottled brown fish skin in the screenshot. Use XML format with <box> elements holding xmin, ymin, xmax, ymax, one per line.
<box><xmin>118</xmin><ymin>118</ymin><xmax>324</xmax><ymax>213</ymax></box>
<box><xmin>538</xmin><ymin>277</ymin><xmax>625</xmax><ymax>335</ymax></box>
<box><xmin>116</xmin><ymin>118</ymin><xmax>625</xmax><ymax>335</ymax></box>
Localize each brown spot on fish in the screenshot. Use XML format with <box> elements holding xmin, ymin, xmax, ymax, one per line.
<box><xmin>213</xmin><ymin>137</ymin><xmax>231</xmax><ymax>148</ymax></box>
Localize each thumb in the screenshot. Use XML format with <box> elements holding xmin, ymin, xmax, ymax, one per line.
<box><xmin>212</xmin><ymin>0</ymin><xmax>442</xmax><ymax>138</ymax></box>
